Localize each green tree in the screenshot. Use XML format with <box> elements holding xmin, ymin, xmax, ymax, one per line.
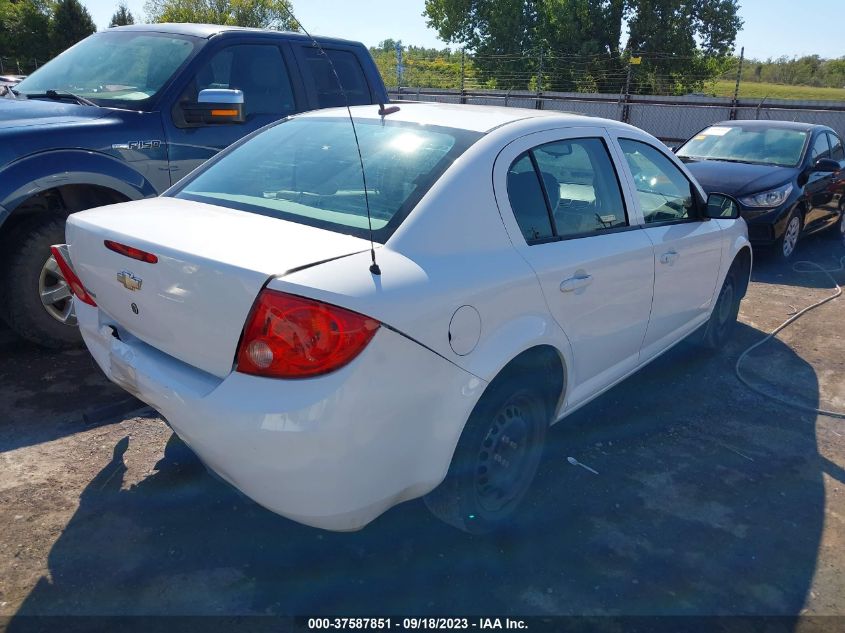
<box><xmin>109</xmin><ymin>1</ymin><xmax>135</xmax><ymax>26</ymax></box>
<box><xmin>0</xmin><ymin>0</ymin><xmax>52</xmax><ymax>66</ymax></box>
<box><xmin>423</xmin><ymin>0</ymin><xmax>742</xmax><ymax>94</ymax></box>
<box><xmin>50</xmin><ymin>0</ymin><xmax>96</xmax><ymax>57</ymax></box>
<box><xmin>144</xmin><ymin>0</ymin><xmax>299</xmax><ymax>30</ymax></box>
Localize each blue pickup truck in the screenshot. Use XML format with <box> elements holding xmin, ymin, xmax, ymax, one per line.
<box><xmin>0</xmin><ymin>23</ymin><xmax>388</xmax><ymax>348</ymax></box>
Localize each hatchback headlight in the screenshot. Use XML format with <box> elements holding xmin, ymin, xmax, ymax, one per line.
<box><xmin>739</xmin><ymin>183</ymin><xmax>793</xmax><ymax>208</ymax></box>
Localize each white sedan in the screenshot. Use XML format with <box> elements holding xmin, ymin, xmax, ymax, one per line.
<box><xmin>56</xmin><ymin>103</ymin><xmax>751</xmax><ymax>532</ymax></box>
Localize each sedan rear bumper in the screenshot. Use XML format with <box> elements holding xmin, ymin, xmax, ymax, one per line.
<box><xmin>77</xmin><ymin>301</ymin><xmax>485</xmax><ymax>531</ymax></box>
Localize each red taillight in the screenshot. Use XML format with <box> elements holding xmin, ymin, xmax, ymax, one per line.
<box><xmin>104</xmin><ymin>240</ymin><xmax>158</xmax><ymax>264</ymax></box>
<box><xmin>50</xmin><ymin>246</ymin><xmax>97</xmax><ymax>306</ymax></box>
<box><xmin>236</xmin><ymin>290</ymin><xmax>380</xmax><ymax>378</ymax></box>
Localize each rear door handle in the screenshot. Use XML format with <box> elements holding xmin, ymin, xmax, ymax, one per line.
<box><xmin>560</xmin><ymin>273</ymin><xmax>593</xmax><ymax>293</ymax></box>
<box><xmin>659</xmin><ymin>250</ymin><xmax>680</xmax><ymax>265</ymax></box>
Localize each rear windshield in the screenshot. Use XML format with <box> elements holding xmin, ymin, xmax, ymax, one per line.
<box><xmin>677</xmin><ymin>125</ymin><xmax>809</xmax><ymax>167</ymax></box>
<box><xmin>173</xmin><ymin>117</ymin><xmax>482</xmax><ymax>242</ymax></box>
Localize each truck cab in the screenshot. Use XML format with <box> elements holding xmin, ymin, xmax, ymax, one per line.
<box><xmin>0</xmin><ymin>23</ymin><xmax>388</xmax><ymax>348</ymax></box>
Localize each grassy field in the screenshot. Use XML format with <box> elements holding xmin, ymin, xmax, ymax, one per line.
<box><xmin>709</xmin><ymin>79</ymin><xmax>845</xmax><ymax>101</ymax></box>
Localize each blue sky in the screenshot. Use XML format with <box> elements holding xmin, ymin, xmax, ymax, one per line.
<box><xmin>84</xmin><ymin>0</ymin><xmax>843</xmax><ymax>60</ymax></box>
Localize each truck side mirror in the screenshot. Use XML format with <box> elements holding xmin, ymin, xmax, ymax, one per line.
<box><xmin>183</xmin><ymin>89</ymin><xmax>245</xmax><ymax>124</ymax></box>
<box><xmin>705</xmin><ymin>192</ymin><xmax>740</xmax><ymax>219</ymax></box>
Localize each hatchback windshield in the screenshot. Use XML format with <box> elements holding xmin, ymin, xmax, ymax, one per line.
<box><xmin>174</xmin><ymin>117</ymin><xmax>482</xmax><ymax>241</ymax></box>
<box><xmin>15</xmin><ymin>31</ymin><xmax>198</xmax><ymax>108</ymax></box>
<box><xmin>677</xmin><ymin>125</ymin><xmax>808</xmax><ymax>167</ymax></box>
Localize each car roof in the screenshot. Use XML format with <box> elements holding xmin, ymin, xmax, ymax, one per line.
<box><xmin>300</xmin><ymin>102</ymin><xmax>638</xmax><ymax>135</ymax></box>
<box><xmin>709</xmin><ymin>119</ymin><xmax>830</xmax><ymax>133</ymax></box>
<box><xmin>108</xmin><ymin>23</ymin><xmax>363</xmax><ymax>46</ymax></box>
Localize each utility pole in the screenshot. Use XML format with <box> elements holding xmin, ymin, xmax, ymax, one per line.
<box><xmin>729</xmin><ymin>46</ymin><xmax>744</xmax><ymax>120</ymax></box>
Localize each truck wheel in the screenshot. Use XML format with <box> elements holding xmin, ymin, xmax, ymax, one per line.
<box><xmin>0</xmin><ymin>215</ymin><xmax>82</xmax><ymax>348</ymax></box>
<box><xmin>424</xmin><ymin>375</ymin><xmax>549</xmax><ymax>534</ymax></box>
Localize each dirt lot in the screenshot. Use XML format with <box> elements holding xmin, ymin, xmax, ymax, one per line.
<box><xmin>0</xmin><ymin>234</ymin><xmax>843</xmax><ymax>622</ymax></box>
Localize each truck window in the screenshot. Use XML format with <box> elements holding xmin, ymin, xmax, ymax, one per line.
<box><xmin>184</xmin><ymin>44</ymin><xmax>296</xmax><ymax>117</ymax></box>
<box><xmin>301</xmin><ymin>47</ymin><xmax>371</xmax><ymax>108</ymax></box>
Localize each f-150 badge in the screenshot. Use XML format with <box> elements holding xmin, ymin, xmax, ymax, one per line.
<box><xmin>117</xmin><ymin>270</ymin><xmax>142</xmax><ymax>291</ymax></box>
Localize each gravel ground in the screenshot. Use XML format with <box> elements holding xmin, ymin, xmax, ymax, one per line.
<box><xmin>0</xmin><ymin>234</ymin><xmax>843</xmax><ymax>621</ymax></box>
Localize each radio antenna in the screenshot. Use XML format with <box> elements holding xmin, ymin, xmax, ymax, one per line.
<box><xmin>280</xmin><ymin>9</ymin><xmax>381</xmax><ymax>275</ymax></box>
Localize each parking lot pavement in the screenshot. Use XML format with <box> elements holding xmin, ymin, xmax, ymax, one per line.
<box><xmin>0</xmin><ymin>234</ymin><xmax>843</xmax><ymax>620</ymax></box>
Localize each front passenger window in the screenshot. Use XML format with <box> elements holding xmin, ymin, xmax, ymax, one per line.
<box><xmin>619</xmin><ymin>139</ymin><xmax>696</xmax><ymax>224</ymax></box>
<box><xmin>183</xmin><ymin>45</ymin><xmax>295</xmax><ymax>118</ymax></box>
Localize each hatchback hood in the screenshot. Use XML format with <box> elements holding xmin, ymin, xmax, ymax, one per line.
<box><xmin>66</xmin><ymin>197</ymin><xmax>371</xmax><ymax>377</ymax></box>
<box><xmin>0</xmin><ymin>96</ymin><xmax>108</xmax><ymax>129</ymax></box>
<box><xmin>684</xmin><ymin>159</ymin><xmax>798</xmax><ymax>197</ymax></box>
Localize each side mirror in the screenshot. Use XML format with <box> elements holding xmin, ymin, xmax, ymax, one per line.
<box><xmin>812</xmin><ymin>157</ymin><xmax>840</xmax><ymax>173</ymax></box>
<box><xmin>705</xmin><ymin>192</ymin><xmax>740</xmax><ymax>219</ymax></box>
<box><xmin>182</xmin><ymin>88</ymin><xmax>245</xmax><ymax>124</ymax></box>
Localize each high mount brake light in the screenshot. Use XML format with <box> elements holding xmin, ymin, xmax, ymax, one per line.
<box><xmin>104</xmin><ymin>240</ymin><xmax>158</xmax><ymax>264</ymax></box>
<box><xmin>50</xmin><ymin>245</ymin><xmax>97</xmax><ymax>306</ymax></box>
<box><xmin>236</xmin><ymin>290</ymin><xmax>380</xmax><ymax>379</ymax></box>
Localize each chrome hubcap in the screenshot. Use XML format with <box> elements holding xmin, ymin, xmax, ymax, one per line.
<box><xmin>783</xmin><ymin>216</ymin><xmax>800</xmax><ymax>257</ymax></box>
<box><xmin>39</xmin><ymin>254</ymin><xmax>76</xmax><ymax>325</ymax></box>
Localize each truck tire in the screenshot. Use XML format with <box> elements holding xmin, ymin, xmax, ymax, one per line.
<box><xmin>0</xmin><ymin>215</ymin><xmax>82</xmax><ymax>348</ymax></box>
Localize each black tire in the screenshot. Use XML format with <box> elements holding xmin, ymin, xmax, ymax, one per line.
<box><xmin>775</xmin><ymin>209</ymin><xmax>802</xmax><ymax>261</ymax></box>
<box><xmin>829</xmin><ymin>200</ymin><xmax>845</xmax><ymax>240</ymax></box>
<box><xmin>701</xmin><ymin>266</ymin><xmax>741</xmax><ymax>350</ymax></box>
<box><xmin>424</xmin><ymin>374</ymin><xmax>550</xmax><ymax>534</ymax></box>
<box><xmin>0</xmin><ymin>215</ymin><xmax>82</xmax><ymax>349</ymax></box>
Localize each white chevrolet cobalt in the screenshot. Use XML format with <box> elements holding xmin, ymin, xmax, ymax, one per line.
<box><xmin>56</xmin><ymin>103</ymin><xmax>751</xmax><ymax>532</ymax></box>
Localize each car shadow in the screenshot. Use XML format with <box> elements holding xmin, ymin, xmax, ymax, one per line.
<box><xmin>9</xmin><ymin>322</ymin><xmax>832</xmax><ymax>621</ymax></box>
<box><xmin>750</xmin><ymin>230</ymin><xmax>844</xmax><ymax>290</ymax></box>
<box><xmin>0</xmin><ymin>322</ymin><xmax>141</xmax><ymax>453</ymax></box>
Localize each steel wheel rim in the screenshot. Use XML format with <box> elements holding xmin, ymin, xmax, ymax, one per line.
<box><xmin>39</xmin><ymin>254</ymin><xmax>76</xmax><ymax>326</ymax></box>
<box><xmin>474</xmin><ymin>395</ymin><xmax>537</xmax><ymax>514</ymax></box>
<box><xmin>783</xmin><ymin>216</ymin><xmax>800</xmax><ymax>257</ymax></box>
<box><xmin>717</xmin><ymin>278</ymin><xmax>735</xmax><ymax>327</ymax></box>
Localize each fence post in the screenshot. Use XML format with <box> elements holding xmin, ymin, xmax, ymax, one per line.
<box><xmin>460</xmin><ymin>49</ymin><xmax>466</xmax><ymax>104</ymax></box>
<box><xmin>535</xmin><ymin>50</ymin><xmax>544</xmax><ymax>110</ymax></box>
<box><xmin>0</xmin><ymin>58</ymin><xmax>4</xmax><ymax>73</ymax></box>
<box><xmin>621</xmin><ymin>61</ymin><xmax>633</xmax><ymax>123</ymax></box>
<box><xmin>729</xmin><ymin>46</ymin><xmax>744</xmax><ymax>120</ymax></box>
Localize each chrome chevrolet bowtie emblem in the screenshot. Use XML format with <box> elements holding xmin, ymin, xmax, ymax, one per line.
<box><xmin>117</xmin><ymin>270</ymin><xmax>142</xmax><ymax>291</ymax></box>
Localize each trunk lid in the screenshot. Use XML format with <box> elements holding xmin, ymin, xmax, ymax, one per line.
<box><xmin>67</xmin><ymin>197</ymin><xmax>370</xmax><ymax>377</ymax></box>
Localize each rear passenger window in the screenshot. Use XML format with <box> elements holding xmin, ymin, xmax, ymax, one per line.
<box><xmin>507</xmin><ymin>154</ymin><xmax>555</xmax><ymax>242</ymax></box>
<box><xmin>506</xmin><ymin>138</ymin><xmax>628</xmax><ymax>244</ymax></box>
<box><xmin>302</xmin><ymin>47</ymin><xmax>371</xmax><ymax>107</ymax></box>
<box><xmin>532</xmin><ymin>138</ymin><xmax>628</xmax><ymax>236</ymax></box>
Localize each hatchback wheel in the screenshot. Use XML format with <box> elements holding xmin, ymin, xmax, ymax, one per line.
<box><xmin>424</xmin><ymin>377</ymin><xmax>549</xmax><ymax>533</ymax></box>
<box><xmin>777</xmin><ymin>211</ymin><xmax>801</xmax><ymax>260</ymax></box>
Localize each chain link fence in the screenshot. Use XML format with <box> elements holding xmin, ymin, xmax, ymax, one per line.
<box><xmin>0</xmin><ymin>57</ymin><xmax>44</xmax><ymax>75</ymax></box>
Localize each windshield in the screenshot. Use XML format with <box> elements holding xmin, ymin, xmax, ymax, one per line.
<box><xmin>677</xmin><ymin>125</ymin><xmax>808</xmax><ymax>167</ymax></box>
<box><xmin>15</xmin><ymin>31</ymin><xmax>199</xmax><ymax>109</ymax></box>
<box><xmin>173</xmin><ymin>117</ymin><xmax>482</xmax><ymax>242</ymax></box>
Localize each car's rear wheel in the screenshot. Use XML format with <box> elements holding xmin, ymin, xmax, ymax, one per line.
<box><xmin>701</xmin><ymin>266</ymin><xmax>741</xmax><ymax>350</ymax></box>
<box><xmin>776</xmin><ymin>210</ymin><xmax>802</xmax><ymax>260</ymax></box>
<box><xmin>424</xmin><ymin>375</ymin><xmax>550</xmax><ymax>534</ymax></box>
<box><xmin>0</xmin><ymin>215</ymin><xmax>82</xmax><ymax>348</ymax></box>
